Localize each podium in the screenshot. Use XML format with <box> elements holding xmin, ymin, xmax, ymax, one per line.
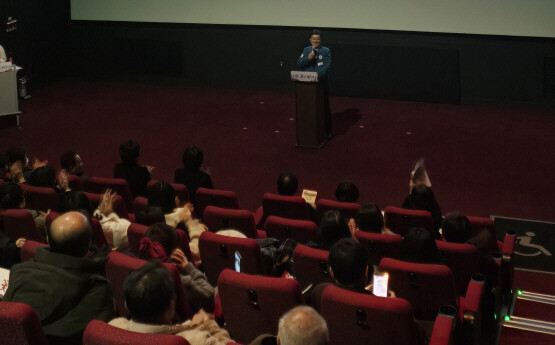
<box><xmin>292</xmin><ymin>71</ymin><xmax>328</xmax><ymax>149</ymax></box>
<box><xmin>0</xmin><ymin>65</ymin><xmax>21</xmax><ymax>126</ymax></box>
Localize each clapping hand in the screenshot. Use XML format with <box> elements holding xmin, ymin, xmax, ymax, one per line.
<box><xmin>98</xmin><ymin>189</ymin><xmax>116</xmax><ymax>216</ymax></box>
<box><xmin>170</xmin><ymin>248</ymin><xmax>188</xmax><ymax>270</ymax></box>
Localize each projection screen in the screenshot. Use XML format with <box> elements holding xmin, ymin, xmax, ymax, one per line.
<box><xmin>71</xmin><ymin>0</ymin><xmax>555</xmax><ymax>38</ymax></box>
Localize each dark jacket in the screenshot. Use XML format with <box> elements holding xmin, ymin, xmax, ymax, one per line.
<box><xmin>114</xmin><ymin>162</ymin><xmax>151</xmax><ymax>198</ymax></box>
<box><xmin>173</xmin><ymin>168</ymin><xmax>213</xmax><ymax>205</ymax></box>
<box><xmin>3</xmin><ymin>247</ymin><xmax>114</xmax><ymax>345</ymax></box>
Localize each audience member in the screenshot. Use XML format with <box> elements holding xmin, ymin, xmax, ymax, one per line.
<box><xmin>335</xmin><ymin>181</ymin><xmax>359</xmax><ymax>203</ymax></box>
<box><xmin>400</xmin><ymin>227</ymin><xmax>441</xmax><ymax>264</ymax></box>
<box><xmin>92</xmin><ymin>189</ymin><xmax>130</xmax><ymax>250</ymax></box>
<box><xmin>147</xmin><ymin>181</ymin><xmax>207</xmax><ymax>260</ymax></box>
<box><xmin>276</xmin><ymin>171</ymin><xmax>317</xmax><ymax>222</ymax></box>
<box><xmin>348</xmin><ymin>203</ymin><xmax>391</xmax><ymax>235</ymax></box>
<box><xmin>135</xmin><ymin>205</ymin><xmax>166</xmax><ymax>226</ymax></box>
<box><xmin>60</xmin><ymin>151</ymin><xmax>88</xmax><ymax>186</ymax></box>
<box><xmin>402</xmin><ymin>184</ymin><xmax>442</xmax><ymax>238</ymax></box>
<box><xmin>442</xmin><ymin>212</ymin><xmax>497</xmax><ymax>255</ymax></box>
<box><xmin>0</xmin><ymin>182</ymin><xmax>47</xmax><ymax>238</ymax></box>
<box><xmin>109</xmin><ymin>261</ymin><xmax>232</xmax><ymax>345</ymax></box>
<box><xmin>249</xmin><ymin>306</ymin><xmax>329</xmax><ymax>345</ymax></box>
<box><xmin>0</xmin><ymin>232</ymin><xmax>26</xmax><ymax>269</ymax></box>
<box><xmin>312</xmin><ymin>209</ymin><xmax>350</xmax><ymax>250</ymax></box>
<box><xmin>138</xmin><ymin>222</ymin><xmax>214</xmax><ymax>312</ymax></box>
<box><xmin>4</xmin><ymin>211</ymin><xmax>114</xmax><ymax>344</ymax></box>
<box><xmin>114</xmin><ymin>140</ymin><xmax>152</xmax><ymax>198</ymax></box>
<box><xmin>6</xmin><ymin>146</ymin><xmax>48</xmax><ymax>182</ymax></box>
<box><xmin>174</xmin><ymin>146</ymin><xmax>213</xmax><ymax>206</ymax></box>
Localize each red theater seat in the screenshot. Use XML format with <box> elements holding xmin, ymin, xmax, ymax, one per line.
<box><xmin>316</xmin><ymin>198</ymin><xmax>360</xmax><ymax>221</ymax></box>
<box><xmin>83</xmin><ymin>319</ymin><xmax>190</xmax><ymax>345</ymax></box>
<box><xmin>384</xmin><ymin>206</ymin><xmax>434</xmax><ymax>237</ymax></box>
<box><xmin>265</xmin><ymin>216</ymin><xmax>318</xmax><ymax>243</ymax></box>
<box><xmin>0</xmin><ymin>302</ymin><xmax>48</xmax><ymax>345</ymax></box>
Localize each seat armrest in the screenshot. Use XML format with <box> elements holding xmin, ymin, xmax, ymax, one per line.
<box><xmin>462</xmin><ymin>276</ymin><xmax>485</xmax><ymax>315</ymax></box>
<box><xmin>253</xmin><ymin>206</ymin><xmax>263</xmax><ymax>227</ymax></box>
<box><xmin>429</xmin><ymin>309</ymin><xmax>455</xmax><ymax>345</ymax></box>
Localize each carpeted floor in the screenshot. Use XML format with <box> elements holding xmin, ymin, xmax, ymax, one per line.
<box><xmin>1</xmin><ymin>80</ymin><xmax>555</xmax><ymax>223</ymax></box>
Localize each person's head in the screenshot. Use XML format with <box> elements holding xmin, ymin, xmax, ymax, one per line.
<box><xmin>309</xmin><ymin>30</ymin><xmax>322</xmax><ymax>49</ymax></box>
<box><xmin>277</xmin><ymin>306</ymin><xmax>329</xmax><ymax>345</ymax></box>
<box><xmin>142</xmin><ymin>222</ymin><xmax>178</xmax><ymax>259</ymax></box>
<box><xmin>59</xmin><ymin>191</ymin><xmax>93</xmax><ymax>215</ymax></box>
<box><xmin>329</xmin><ymin>238</ymin><xmax>369</xmax><ymax>289</ymax></box>
<box><xmin>124</xmin><ymin>261</ymin><xmax>176</xmax><ymax>324</ymax></box>
<box><xmin>400</xmin><ymin>227</ymin><xmax>440</xmax><ymax>263</ymax></box>
<box><xmin>442</xmin><ymin>212</ymin><xmax>471</xmax><ymax>243</ymax></box>
<box><xmin>356</xmin><ymin>203</ymin><xmax>384</xmax><ymax>233</ymax></box>
<box><xmin>28</xmin><ymin>165</ymin><xmax>57</xmax><ymax>188</ymax></box>
<box><xmin>182</xmin><ymin>146</ymin><xmax>204</xmax><ymax>171</ymax></box>
<box><xmin>146</xmin><ymin>181</ymin><xmax>177</xmax><ymax>214</ymax></box>
<box><xmin>335</xmin><ymin>181</ymin><xmax>359</xmax><ymax>203</ymax></box>
<box><xmin>48</xmin><ymin>211</ymin><xmax>92</xmax><ymax>257</ymax></box>
<box><xmin>407</xmin><ymin>184</ymin><xmax>436</xmax><ymax>212</ymax></box>
<box><xmin>277</xmin><ymin>172</ymin><xmax>298</xmax><ymax>196</ymax></box>
<box><xmin>0</xmin><ymin>182</ymin><xmax>24</xmax><ymax>209</ymax></box>
<box><xmin>119</xmin><ymin>140</ymin><xmax>141</xmax><ymax>165</ymax></box>
<box><xmin>318</xmin><ymin>210</ymin><xmax>351</xmax><ymax>250</ymax></box>
<box><xmin>60</xmin><ymin>151</ymin><xmax>84</xmax><ymax>175</ymax></box>
<box><xmin>6</xmin><ymin>147</ymin><xmax>27</xmax><ymax>166</ymax></box>
<box><xmin>135</xmin><ymin>206</ymin><xmax>166</xmax><ymax>226</ymax></box>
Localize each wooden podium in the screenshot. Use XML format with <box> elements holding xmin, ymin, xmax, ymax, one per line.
<box><xmin>292</xmin><ymin>71</ymin><xmax>328</xmax><ymax>149</ymax></box>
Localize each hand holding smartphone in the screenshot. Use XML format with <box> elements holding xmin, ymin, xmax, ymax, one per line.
<box><xmin>372</xmin><ymin>272</ymin><xmax>389</xmax><ymax>297</ymax></box>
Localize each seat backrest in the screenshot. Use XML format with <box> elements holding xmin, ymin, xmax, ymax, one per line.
<box><xmin>86</xmin><ymin>177</ymin><xmax>135</xmax><ymax>213</ymax></box>
<box><xmin>148</xmin><ymin>180</ymin><xmax>190</xmax><ymax>204</ymax></box>
<box><xmin>217</xmin><ymin>269</ymin><xmax>303</xmax><ymax>344</ymax></box>
<box><xmin>260</xmin><ymin>193</ymin><xmax>310</xmax><ymax>226</ymax></box>
<box><xmin>379</xmin><ymin>257</ymin><xmax>457</xmax><ymax>321</ymax></box>
<box><xmin>0</xmin><ymin>209</ymin><xmax>45</xmax><ymax>242</ymax></box>
<box><xmin>265</xmin><ymin>216</ymin><xmax>318</xmax><ymax>243</ymax></box>
<box><xmin>83</xmin><ymin>319</ymin><xmax>190</xmax><ymax>345</ymax></box>
<box><xmin>316</xmin><ymin>199</ymin><xmax>360</xmax><ymax>221</ymax></box>
<box><xmin>19</xmin><ymin>183</ymin><xmax>59</xmax><ymax>212</ymax></box>
<box><xmin>84</xmin><ymin>191</ymin><xmax>130</xmax><ymax>220</ymax></box>
<box><xmin>0</xmin><ymin>301</ymin><xmax>49</xmax><ymax>345</ymax></box>
<box><xmin>132</xmin><ymin>197</ymin><xmax>149</xmax><ymax>215</ymax></box>
<box><xmin>195</xmin><ymin>188</ymin><xmax>239</xmax><ymax>220</ymax></box>
<box><xmin>199</xmin><ymin>231</ymin><xmax>265</xmax><ymax>286</ymax></box>
<box><xmin>20</xmin><ymin>240</ymin><xmax>48</xmax><ymax>262</ymax></box>
<box><xmin>436</xmin><ymin>240</ymin><xmax>480</xmax><ymax>295</ymax></box>
<box><xmin>321</xmin><ymin>285</ymin><xmax>421</xmax><ymax>345</ymax></box>
<box><xmin>355</xmin><ymin>231</ymin><xmax>403</xmax><ymax>266</ymax></box>
<box><xmin>467</xmin><ymin>216</ymin><xmax>499</xmax><ymax>253</ymax></box>
<box><xmin>67</xmin><ymin>174</ymin><xmax>83</xmax><ymax>191</ymax></box>
<box><xmin>293</xmin><ymin>245</ymin><xmax>333</xmax><ymax>290</ymax></box>
<box><xmin>384</xmin><ymin>206</ymin><xmax>434</xmax><ymax>237</ymax></box>
<box><xmin>203</xmin><ymin>206</ymin><xmax>257</xmax><ymax>238</ymax></box>
<box><xmin>105</xmin><ymin>252</ymin><xmax>192</xmax><ymax>322</ymax></box>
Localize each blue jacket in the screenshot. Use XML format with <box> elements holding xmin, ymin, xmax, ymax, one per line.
<box><xmin>297</xmin><ymin>45</ymin><xmax>331</xmax><ymax>77</ymax></box>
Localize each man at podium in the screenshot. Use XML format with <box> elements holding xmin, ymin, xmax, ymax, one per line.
<box><xmin>297</xmin><ymin>30</ymin><xmax>332</xmax><ymax>138</ymax></box>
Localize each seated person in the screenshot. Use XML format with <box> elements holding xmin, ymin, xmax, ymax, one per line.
<box><xmin>442</xmin><ymin>212</ymin><xmax>497</xmax><ymax>255</ymax></box>
<box><xmin>109</xmin><ymin>261</ymin><xmax>232</xmax><ymax>345</ymax></box>
<box><xmin>27</xmin><ymin>165</ymin><xmax>71</xmax><ymax>202</ymax></box>
<box><xmin>5</xmin><ymin>146</ymin><xmax>48</xmax><ymax>183</ymax></box>
<box><xmin>0</xmin><ymin>232</ymin><xmax>26</xmax><ymax>269</ymax></box>
<box><xmin>114</xmin><ymin>140</ymin><xmax>153</xmax><ymax>198</ymax></box>
<box><xmin>174</xmin><ymin>146</ymin><xmax>213</xmax><ymax>206</ymax></box>
<box><xmin>147</xmin><ymin>181</ymin><xmax>206</xmax><ymax>260</ymax></box>
<box><xmin>276</xmin><ymin>171</ymin><xmax>317</xmax><ymax>222</ymax></box>
<box><xmin>334</xmin><ymin>181</ymin><xmax>359</xmax><ymax>203</ymax></box>
<box><xmin>348</xmin><ymin>203</ymin><xmax>395</xmax><ymax>236</ymax></box>
<box><xmin>135</xmin><ymin>206</ymin><xmax>166</xmax><ymax>226</ymax></box>
<box><xmin>60</xmin><ymin>151</ymin><xmax>88</xmax><ymax>185</ymax></box>
<box><xmin>401</xmin><ymin>184</ymin><xmax>442</xmax><ymax>239</ymax></box>
<box><xmin>309</xmin><ymin>238</ymin><xmax>395</xmax><ymax>312</ymax></box>
<box><xmin>138</xmin><ymin>222</ymin><xmax>214</xmax><ymax>312</ymax></box>
<box><xmin>0</xmin><ymin>182</ymin><xmax>47</xmax><ymax>237</ymax></box>
<box><xmin>92</xmin><ymin>189</ymin><xmax>131</xmax><ymax>251</ymax></box>
<box><xmin>249</xmin><ymin>306</ymin><xmax>329</xmax><ymax>345</ymax></box>
<box><xmin>310</xmin><ymin>209</ymin><xmax>351</xmax><ymax>250</ymax></box>
<box><xmin>400</xmin><ymin>227</ymin><xmax>441</xmax><ymax>264</ymax></box>
<box><xmin>4</xmin><ymin>211</ymin><xmax>114</xmax><ymax>344</ymax></box>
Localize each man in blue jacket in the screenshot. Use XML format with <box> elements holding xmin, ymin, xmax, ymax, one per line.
<box><xmin>297</xmin><ymin>30</ymin><xmax>332</xmax><ymax>138</ymax></box>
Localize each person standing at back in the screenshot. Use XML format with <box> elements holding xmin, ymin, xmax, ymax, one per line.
<box><xmin>114</xmin><ymin>140</ymin><xmax>153</xmax><ymax>198</ymax></box>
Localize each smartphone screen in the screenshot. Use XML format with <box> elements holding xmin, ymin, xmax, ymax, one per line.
<box><xmin>234</xmin><ymin>251</ymin><xmax>242</xmax><ymax>272</ymax></box>
<box><xmin>372</xmin><ymin>273</ymin><xmax>388</xmax><ymax>297</ymax></box>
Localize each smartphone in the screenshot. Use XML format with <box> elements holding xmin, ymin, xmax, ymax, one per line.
<box><xmin>234</xmin><ymin>251</ymin><xmax>242</xmax><ymax>272</ymax></box>
<box><xmin>372</xmin><ymin>272</ymin><xmax>388</xmax><ymax>297</ymax></box>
